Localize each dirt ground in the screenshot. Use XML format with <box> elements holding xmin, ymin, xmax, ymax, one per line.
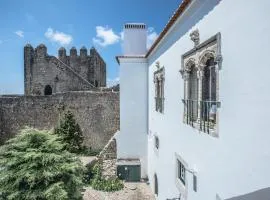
<box><xmin>83</xmin><ymin>182</ymin><xmax>155</xmax><ymax>200</ymax></box>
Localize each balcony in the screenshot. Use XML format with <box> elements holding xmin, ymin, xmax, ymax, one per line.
<box><xmin>182</xmin><ymin>99</ymin><xmax>220</xmax><ymax>134</ymax></box>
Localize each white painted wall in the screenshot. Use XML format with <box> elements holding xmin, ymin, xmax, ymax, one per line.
<box><xmin>116</xmin><ymin>57</ymin><xmax>148</xmax><ymax>178</ymax></box>
<box><xmin>123</xmin><ymin>23</ymin><xmax>147</xmax><ymax>55</ymax></box>
<box><xmin>147</xmin><ymin>0</ymin><xmax>270</xmax><ymax>199</ymax></box>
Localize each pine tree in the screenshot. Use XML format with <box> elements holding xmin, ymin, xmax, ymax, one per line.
<box><xmin>0</xmin><ymin>128</ymin><xmax>84</xmax><ymax>200</ymax></box>
<box><xmin>54</xmin><ymin>111</ymin><xmax>84</xmax><ymax>153</ymax></box>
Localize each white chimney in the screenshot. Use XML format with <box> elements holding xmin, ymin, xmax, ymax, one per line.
<box><xmin>123</xmin><ymin>23</ymin><xmax>147</xmax><ymax>56</ymax></box>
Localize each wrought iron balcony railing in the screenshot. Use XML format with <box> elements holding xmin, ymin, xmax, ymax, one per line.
<box><xmin>182</xmin><ymin>99</ymin><xmax>219</xmax><ymax>134</ymax></box>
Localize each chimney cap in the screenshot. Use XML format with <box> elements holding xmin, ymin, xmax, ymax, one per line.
<box><xmin>124</xmin><ymin>23</ymin><xmax>146</xmax><ymax>29</ymax></box>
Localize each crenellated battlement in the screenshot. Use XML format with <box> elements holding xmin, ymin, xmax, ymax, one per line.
<box><xmin>35</xmin><ymin>44</ymin><xmax>47</xmax><ymax>58</ymax></box>
<box><xmin>80</xmin><ymin>46</ymin><xmax>87</xmax><ymax>58</ymax></box>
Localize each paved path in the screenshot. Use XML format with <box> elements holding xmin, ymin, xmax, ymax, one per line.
<box><xmin>83</xmin><ymin>182</ymin><xmax>155</xmax><ymax>200</ymax></box>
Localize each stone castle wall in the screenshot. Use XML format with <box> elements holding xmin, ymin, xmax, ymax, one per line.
<box><xmin>0</xmin><ymin>91</ymin><xmax>119</xmax><ymax>150</ymax></box>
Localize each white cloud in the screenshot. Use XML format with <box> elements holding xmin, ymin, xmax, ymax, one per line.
<box><xmin>45</xmin><ymin>28</ymin><xmax>73</xmax><ymax>46</ymax></box>
<box><xmin>93</xmin><ymin>25</ymin><xmax>158</xmax><ymax>49</ymax></box>
<box><xmin>93</xmin><ymin>26</ymin><xmax>120</xmax><ymax>47</ymax></box>
<box><xmin>147</xmin><ymin>27</ymin><xmax>158</xmax><ymax>49</ymax></box>
<box><xmin>107</xmin><ymin>77</ymin><xmax>120</xmax><ymax>87</ymax></box>
<box><xmin>15</xmin><ymin>30</ymin><xmax>24</xmax><ymax>38</ymax></box>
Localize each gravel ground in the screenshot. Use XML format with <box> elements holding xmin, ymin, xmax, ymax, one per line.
<box><xmin>83</xmin><ymin>182</ymin><xmax>155</xmax><ymax>200</ymax></box>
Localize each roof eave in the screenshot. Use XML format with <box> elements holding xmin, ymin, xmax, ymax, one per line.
<box><xmin>145</xmin><ymin>0</ymin><xmax>192</xmax><ymax>58</ymax></box>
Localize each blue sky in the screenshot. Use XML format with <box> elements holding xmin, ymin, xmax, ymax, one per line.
<box><xmin>0</xmin><ymin>0</ymin><xmax>181</xmax><ymax>94</ymax></box>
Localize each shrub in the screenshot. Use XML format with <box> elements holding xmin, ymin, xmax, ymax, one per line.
<box><xmin>89</xmin><ymin>164</ymin><xmax>124</xmax><ymax>192</ymax></box>
<box><xmin>54</xmin><ymin>111</ymin><xmax>84</xmax><ymax>153</ymax></box>
<box><xmin>82</xmin><ymin>163</ymin><xmax>96</xmax><ymax>185</ymax></box>
<box><xmin>0</xmin><ymin>128</ymin><xmax>84</xmax><ymax>200</ymax></box>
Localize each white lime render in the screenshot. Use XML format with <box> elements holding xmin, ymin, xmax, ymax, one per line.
<box><xmin>116</xmin><ymin>0</ymin><xmax>270</xmax><ymax>199</ymax></box>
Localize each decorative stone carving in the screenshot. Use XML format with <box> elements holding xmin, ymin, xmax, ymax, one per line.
<box><xmin>185</xmin><ymin>58</ymin><xmax>196</xmax><ymax>72</ymax></box>
<box><xmin>215</xmin><ymin>54</ymin><xmax>223</xmax><ymax>69</ymax></box>
<box><xmin>190</xmin><ymin>29</ymin><xmax>200</xmax><ymax>47</ymax></box>
<box><xmin>179</xmin><ymin>68</ymin><xmax>185</xmax><ymax>78</ymax></box>
<box><xmin>155</xmin><ymin>61</ymin><xmax>161</xmax><ymax>70</ymax></box>
<box><xmin>183</xmin><ymin>71</ymin><xmax>190</xmax><ymax>81</ymax></box>
<box><xmin>154</xmin><ymin>66</ymin><xmax>165</xmax><ymax>82</ymax></box>
<box><xmin>198</xmin><ymin>50</ymin><xmax>216</xmax><ymax>67</ymax></box>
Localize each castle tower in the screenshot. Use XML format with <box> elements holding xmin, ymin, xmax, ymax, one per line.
<box><xmin>24</xmin><ymin>44</ymin><xmax>34</xmax><ymax>95</ymax></box>
<box><xmin>116</xmin><ymin>23</ymin><xmax>148</xmax><ymax>179</ymax></box>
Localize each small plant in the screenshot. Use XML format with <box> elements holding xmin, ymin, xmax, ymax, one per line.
<box><xmin>0</xmin><ymin>128</ymin><xmax>84</xmax><ymax>200</ymax></box>
<box><xmin>88</xmin><ymin>164</ymin><xmax>124</xmax><ymax>192</ymax></box>
<box><xmin>54</xmin><ymin>110</ymin><xmax>84</xmax><ymax>153</ymax></box>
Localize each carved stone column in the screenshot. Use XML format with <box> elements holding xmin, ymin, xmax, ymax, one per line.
<box><xmin>183</xmin><ymin>71</ymin><xmax>190</xmax><ymax>123</ymax></box>
<box><xmin>197</xmin><ymin>65</ymin><xmax>205</xmax><ymax>123</ymax></box>
<box><xmin>154</xmin><ymin>77</ymin><xmax>158</xmax><ymax>111</ymax></box>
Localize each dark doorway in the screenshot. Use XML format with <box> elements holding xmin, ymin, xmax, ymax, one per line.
<box><xmin>95</xmin><ymin>80</ymin><xmax>98</xmax><ymax>87</ymax></box>
<box><xmin>44</xmin><ymin>85</ymin><xmax>52</xmax><ymax>95</ymax></box>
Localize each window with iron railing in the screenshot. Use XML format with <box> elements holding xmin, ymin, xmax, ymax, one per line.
<box><xmin>180</xmin><ymin>33</ymin><xmax>222</xmax><ymax>135</ymax></box>
<box><xmin>182</xmin><ymin>99</ymin><xmax>219</xmax><ymax>134</ymax></box>
<box><xmin>154</xmin><ymin>64</ymin><xmax>165</xmax><ymax>113</ymax></box>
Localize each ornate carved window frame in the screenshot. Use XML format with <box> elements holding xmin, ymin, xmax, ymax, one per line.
<box><xmin>180</xmin><ymin>32</ymin><xmax>222</xmax><ymax>137</ymax></box>
<box><xmin>154</xmin><ymin>63</ymin><xmax>165</xmax><ymax>113</ymax></box>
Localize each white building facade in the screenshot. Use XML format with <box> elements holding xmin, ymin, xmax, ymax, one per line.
<box><xmin>116</xmin><ymin>0</ymin><xmax>270</xmax><ymax>199</ymax></box>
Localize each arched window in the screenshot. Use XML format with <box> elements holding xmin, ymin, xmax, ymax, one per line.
<box><xmin>181</xmin><ymin>32</ymin><xmax>222</xmax><ymax>135</ymax></box>
<box><xmin>188</xmin><ymin>64</ymin><xmax>198</xmax><ymax>121</ymax></box>
<box><xmin>202</xmin><ymin>57</ymin><xmax>216</xmax><ymax>102</ymax></box>
<box><xmin>44</xmin><ymin>85</ymin><xmax>52</xmax><ymax>95</ymax></box>
<box><xmin>201</xmin><ymin>57</ymin><xmax>217</xmax><ymax>123</ymax></box>
<box><xmin>154</xmin><ymin>173</ymin><xmax>158</xmax><ymax>196</ymax></box>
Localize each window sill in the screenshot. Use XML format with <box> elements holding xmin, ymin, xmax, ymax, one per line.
<box><xmin>175</xmin><ymin>177</ymin><xmax>187</xmax><ymax>199</ymax></box>
<box><xmin>183</xmin><ymin>118</ymin><xmax>218</xmax><ymax>138</ymax></box>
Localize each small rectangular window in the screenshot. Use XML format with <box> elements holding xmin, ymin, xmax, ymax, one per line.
<box><xmin>155</xmin><ymin>136</ymin><xmax>159</xmax><ymax>149</ymax></box>
<box><xmin>177</xmin><ymin>159</ymin><xmax>186</xmax><ymax>185</ymax></box>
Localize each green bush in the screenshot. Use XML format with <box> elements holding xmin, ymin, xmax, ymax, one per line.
<box><xmin>54</xmin><ymin>111</ymin><xmax>84</xmax><ymax>153</ymax></box>
<box><xmin>82</xmin><ymin>163</ymin><xmax>96</xmax><ymax>185</ymax></box>
<box><xmin>0</xmin><ymin>128</ymin><xmax>84</xmax><ymax>200</ymax></box>
<box><xmin>89</xmin><ymin>164</ymin><xmax>124</xmax><ymax>192</ymax></box>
